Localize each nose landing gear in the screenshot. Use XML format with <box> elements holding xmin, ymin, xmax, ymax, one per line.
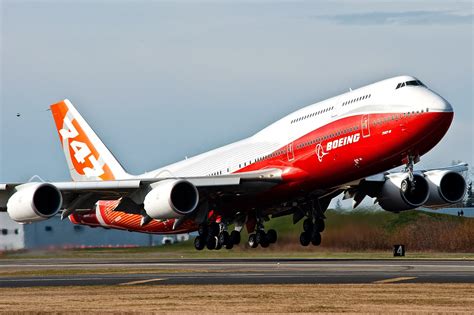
<box><xmin>403</xmin><ymin>154</ymin><xmax>420</xmax><ymax>192</ymax></box>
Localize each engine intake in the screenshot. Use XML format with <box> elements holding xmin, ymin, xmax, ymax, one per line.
<box><xmin>377</xmin><ymin>173</ymin><xmax>429</xmax><ymax>212</ymax></box>
<box><xmin>424</xmin><ymin>170</ymin><xmax>466</xmax><ymax>207</ymax></box>
<box><xmin>7</xmin><ymin>183</ymin><xmax>62</xmax><ymax>223</ymax></box>
<box><xmin>144</xmin><ymin>179</ymin><xmax>199</xmax><ymax>220</ymax></box>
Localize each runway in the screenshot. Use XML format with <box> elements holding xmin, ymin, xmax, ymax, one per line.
<box><xmin>0</xmin><ymin>258</ymin><xmax>472</xmax><ymax>287</ymax></box>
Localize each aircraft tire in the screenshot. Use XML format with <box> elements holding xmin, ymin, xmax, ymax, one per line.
<box><xmin>311</xmin><ymin>231</ymin><xmax>322</xmax><ymax>246</ymax></box>
<box><xmin>206</xmin><ymin>236</ymin><xmax>218</xmax><ymax>250</ymax></box>
<box><xmin>218</xmin><ymin>231</ymin><xmax>230</xmax><ymax>246</ymax></box>
<box><xmin>248</xmin><ymin>234</ymin><xmax>258</xmax><ymax>248</ymax></box>
<box><xmin>225</xmin><ymin>242</ymin><xmax>234</xmax><ymax>250</ymax></box>
<box><xmin>194</xmin><ymin>236</ymin><xmax>205</xmax><ymax>250</ymax></box>
<box><xmin>300</xmin><ymin>232</ymin><xmax>310</xmax><ymax>246</ymax></box>
<box><xmin>267</xmin><ymin>229</ymin><xmax>277</xmax><ymax>244</ymax></box>
<box><xmin>315</xmin><ymin>219</ymin><xmax>325</xmax><ymax>233</ymax></box>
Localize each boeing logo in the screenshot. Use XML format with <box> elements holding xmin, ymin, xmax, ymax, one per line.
<box><xmin>326</xmin><ymin>133</ymin><xmax>361</xmax><ymax>151</ymax></box>
<box><xmin>316</xmin><ymin>133</ymin><xmax>361</xmax><ymax>162</ymax></box>
<box><xmin>316</xmin><ymin>143</ymin><xmax>328</xmax><ymax>162</ymax></box>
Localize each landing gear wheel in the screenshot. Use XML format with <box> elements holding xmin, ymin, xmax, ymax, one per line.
<box><xmin>260</xmin><ymin>239</ymin><xmax>270</xmax><ymax>248</ymax></box>
<box><xmin>197</xmin><ymin>224</ymin><xmax>208</xmax><ymax>237</ymax></box>
<box><xmin>248</xmin><ymin>234</ymin><xmax>258</xmax><ymax>248</ymax></box>
<box><xmin>225</xmin><ymin>242</ymin><xmax>234</xmax><ymax>250</ymax></box>
<box><xmin>315</xmin><ymin>219</ymin><xmax>325</xmax><ymax>233</ymax></box>
<box><xmin>218</xmin><ymin>231</ymin><xmax>230</xmax><ymax>246</ymax></box>
<box><xmin>267</xmin><ymin>229</ymin><xmax>277</xmax><ymax>244</ymax></box>
<box><xmin>230</xmin><ymin>230</ymin><xmax>241</xmax><ymax>245</ymax></box>
<box><xmin>311</xmin><ymin>231</ymin><xmax>321</xmax><ymax>246</ymax></box>
<box><xmin>300</xmin><ymin>232</ymin><xmax>311</xmax><ymax>246</ymax></box>
<box><xmin>255</xmin><ymin>230</ymin><xmax>266</xmax><ymax>245</ymax></box>
<box><xmin>206</xmin><ymin>236</ymin><xmax>218</xmax><ymax>250</ymax></box>
<box><xmin>194</xmin><ymin>236</ymin><xmax>205</xmax><ymax>250</ymax></box>
<box><xmin>303</xmin><ymin>218</ymin><xmax>313</xmax><ymax>232</ymax></box>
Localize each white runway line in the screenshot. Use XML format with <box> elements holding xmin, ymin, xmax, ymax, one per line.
<box><xmin>119</xmin><ymin>278</ymin><xmax>166</xmax><ymax>286</ymax></box>
<box><xmin>373</xmin><ymin>277</ymin><xmax>417</xmax><ymax>284</ymax></box>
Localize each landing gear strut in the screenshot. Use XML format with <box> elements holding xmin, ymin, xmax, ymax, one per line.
<box><xmin>403</xmin><ymin>155</ymin><xmax>420</xmax><ymax>192</ymax></box>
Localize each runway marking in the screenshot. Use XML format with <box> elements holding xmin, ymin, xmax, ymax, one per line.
<box><xmin>1</xmin><ymin>263</ymin><xmax>472</xmax><ymax>269</ymax></box>
<box><xmin>373</xmin><ymin>277</ymin><xmax>417</xmax><ymax>284</ymax></box>
<box><xmin>119</xmin><ymin>278</ymin><xmax>166</xmax><ymax>286</ymax></box>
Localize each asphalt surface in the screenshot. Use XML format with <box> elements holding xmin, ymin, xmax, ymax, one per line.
<box><xmin>0</xmin><ymin>258</ymin><xmax>473</xmax><ymax>287</ymax></box>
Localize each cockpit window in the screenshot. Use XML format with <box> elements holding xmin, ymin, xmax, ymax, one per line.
<box><xmin>396</xmin><ymin>80</ymin><xmax>425</xmax><ymax>89</ymax></box>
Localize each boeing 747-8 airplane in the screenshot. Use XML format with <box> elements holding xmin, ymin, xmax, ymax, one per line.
<box><xmin>0</xmin><ymin>75</ymin><xmax>468</xmax><ymax>250</ymax></box>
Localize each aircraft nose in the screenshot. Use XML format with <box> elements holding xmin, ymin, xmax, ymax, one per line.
<box><xmin>431</xmin><ymin>94</ymin><xmax>453</xmax><ymax>112</ymax></box>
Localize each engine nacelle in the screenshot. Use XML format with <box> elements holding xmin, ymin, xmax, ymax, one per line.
<box><xmin>7</xmin><ymin>183</ymin><xmax>63</xmax><ymax>223</ymax></box>
<box><xmin>377</xmin><ymin>173</ymin><xmax>430</xmax><ymax>212</ymax></box>
<box><xmin>424</xmin><ymin>170</ymin><xmax>466</xmax><ymax>207</ymax></box>
<box><xmin>144</xmin><ymin>179</ymin><xmax>199</xmax><ymax>220</ymax></box>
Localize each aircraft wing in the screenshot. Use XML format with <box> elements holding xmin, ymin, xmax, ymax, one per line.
<box><xmin>0</xmin><ymin>168</ymin><xmax>283</xmax><ymax>219</ymax></box>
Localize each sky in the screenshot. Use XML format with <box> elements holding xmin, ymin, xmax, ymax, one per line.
<box><xmin>1</xmin><ymin>0</ymin><xmax>473</xmax><ymax>183</ymax></box>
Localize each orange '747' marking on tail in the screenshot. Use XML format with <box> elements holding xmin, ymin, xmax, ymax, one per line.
<box><xmin>51</xmin><ymin>100</ymin><xmax>115</xmax><ymax>180</ymax></box>
<box><xmin>60</xmin><ymin>116</ymin><xmax>105</xmax><ymax>177</ymax></box>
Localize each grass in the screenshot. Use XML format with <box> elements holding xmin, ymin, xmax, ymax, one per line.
<box><xmin>1</xmin><ymin>208</ymin><xmax>472</xmax><ymax>260</ymax></box>
<box><xmin>0</xmin><ymin>284</ymin><xmax>472</xmax><ymax>313</ymax></box>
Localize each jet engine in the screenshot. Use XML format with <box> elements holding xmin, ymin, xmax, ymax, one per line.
<box><xmin>377</xmin><ymin>173</ymin><xmax>430</xmax><ymax>212</ymax></box>
<box><xmin>424</xmin><ymin>170</ymin><xmax>466</xmax><ymax>207</ymax></box>
<box><xmin>144</xmin><ymin>179</ymin><xmax>199</xmax><ymax>220</ymax></box>
<box><xmin>7</xmin><ymin>183</ymin><xmax>63</xmax><ymax>223</ymax></box>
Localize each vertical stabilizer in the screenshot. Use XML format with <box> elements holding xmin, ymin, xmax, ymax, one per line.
<box><xmin>50</xmin><ymin>99</ymin><xmax>130</xmax><ymax>181</ymax></box>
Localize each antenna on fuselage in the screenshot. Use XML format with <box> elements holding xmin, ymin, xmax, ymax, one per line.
<box><xmin>349</xmin><ymin>88</ymin><xmax>352</xmax><ymax>92</ymax></box>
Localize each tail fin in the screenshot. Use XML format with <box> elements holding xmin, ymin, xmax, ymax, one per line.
<box><xmin>50</xmin><ymin>99</ymin><xmax>130</xmax><ymax>181</ymax></box>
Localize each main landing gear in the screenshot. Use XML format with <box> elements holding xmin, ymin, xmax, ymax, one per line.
<box><xmin>297</xmin><ymin>199</ymin><xmax>326</xmax><ymax>247</ymax></box>
<box><xmin>247</xmin><ymin>228</ymin><xmax>277</xmax><ymax>248</ymax></box>
<box><xmin>194</xmin><ymin>222</ymin><xmax>241</xmax><ymax>250</ymax></box>
<box><xmin>299</xmin><ymin>217</ymin><xmax>324</xmax><ymax>246</ymax></box>
<box><xmin>194</xmin><ymin>215</ymin><xmax>279</xmax><ymax>250</ymax></box>
<box><xmin>246</xmin><ymin>215</ymin><xmax>277</xmax><ymax>249</ymax></box>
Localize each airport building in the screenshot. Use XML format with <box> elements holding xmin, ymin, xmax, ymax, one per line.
<box><xmin>0</xmin><ymin>213</ymin><xmax>173</xmax><ymax>250</ymax></box>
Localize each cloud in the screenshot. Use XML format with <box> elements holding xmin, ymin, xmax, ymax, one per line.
<box><xmin>318</xmin><ymin>10</ymin><xmax>474</xmax><ymax>25</ymax></box>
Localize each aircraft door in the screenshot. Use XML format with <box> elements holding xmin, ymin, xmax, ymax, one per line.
<box><xmin>361</xmin><ymin>114</ymin><xmax>370</xmax><ymax>138</ymax></box>
<box><xmin>287</xmin><ymin>142</ymin><xmax>295</xmax><ymax>161</ymax></box>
